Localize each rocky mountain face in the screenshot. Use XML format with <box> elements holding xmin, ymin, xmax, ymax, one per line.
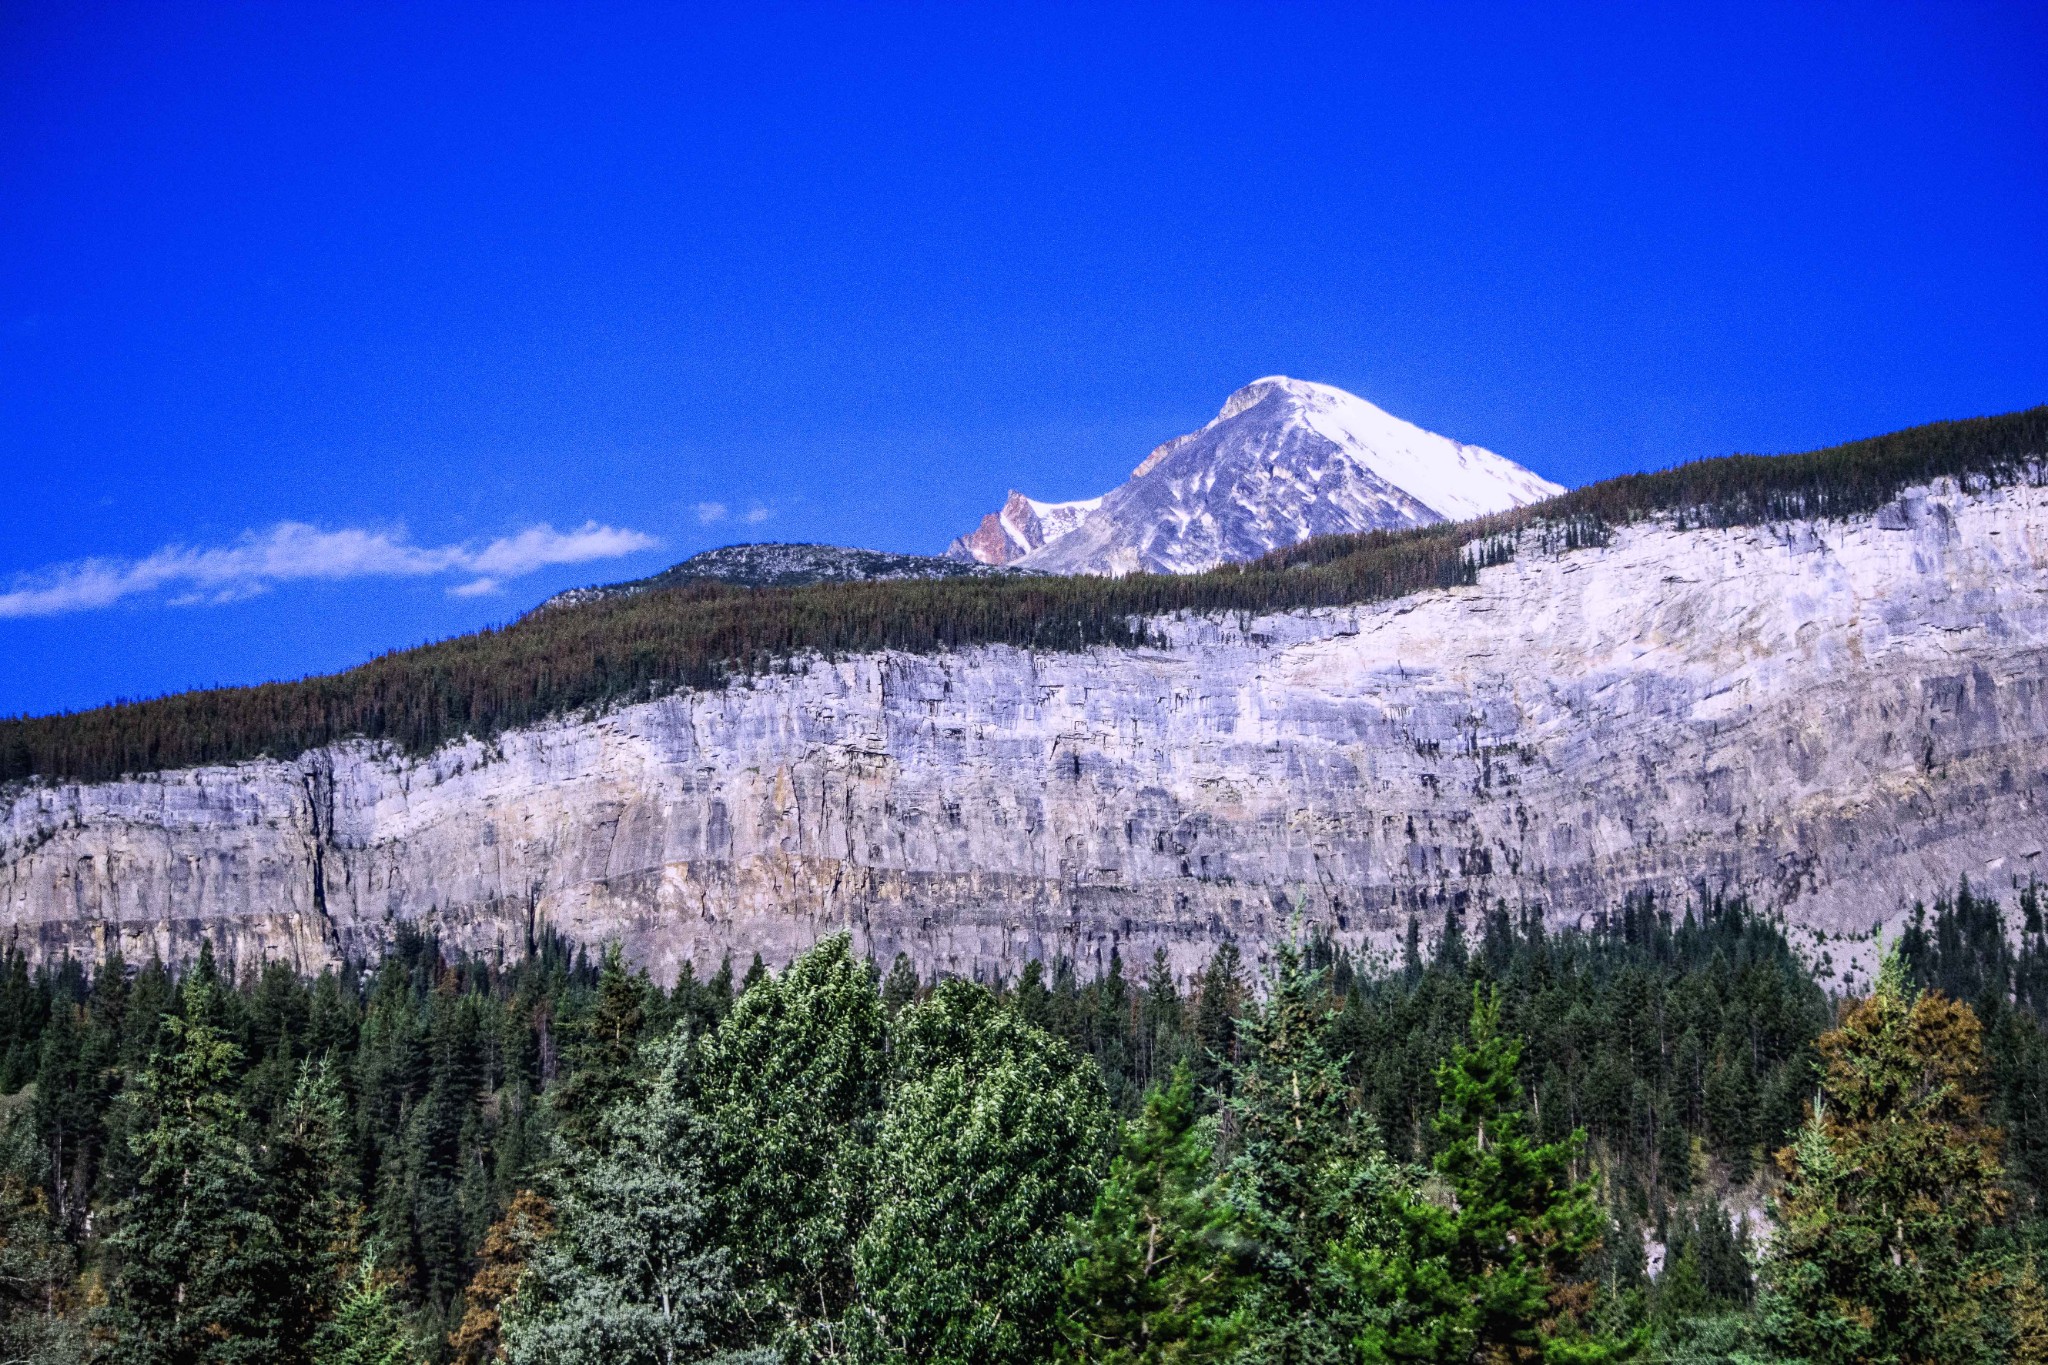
<box><xmin>950</xmin><ymin>377</ymin><xmax>1564</xmax><ymax>575</ymax></box>
<box><xmin>6</xmin><ymin>477</ymin><xmax>2045</xmax><ymax>986</ymax></box>
<box><xmin>945</xmin><ymin>492</ymin><xmax>1104</xmax><ymax>566</ymax></box>
<box><xmin>539</xmin><ymin>541</ymin><xmax>1022</xmax><ymax>611</ymax></box>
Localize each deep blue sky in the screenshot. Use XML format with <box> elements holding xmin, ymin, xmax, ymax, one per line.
<box><xmin>2</xmin><ymin>2</ymin><xmax>2043</xmax><ymax>717</ymax></box>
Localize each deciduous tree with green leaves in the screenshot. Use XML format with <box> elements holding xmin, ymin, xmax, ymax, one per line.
<box><xmin>850</xmin><ymin>980</ymin><xmax>1112</xmax><ymax>1365</ymax></box>
<box><xmin>696</xmin><ymin>934</ymin><xmax>887</xmax><ymax>1355</ymax></box>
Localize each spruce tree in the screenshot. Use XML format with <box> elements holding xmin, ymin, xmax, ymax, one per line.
<box><xmin>1190</xmin><ymin>945</ymin><xmax>1244</xmax><ymax>1106</ymax></box>
<box><xmin>263</xmin><ymin>1057</ymin><xmax>359</xmax><ymax>1364</ymax></box>
<box><xmin>101</xmin><ymin>976</ymin><xmax>283</xmax><ymax>1364</ymax></box>
<box><xmin>1354</xmin><ymin>987</ymin><xmax>1623</xmax><ymax>1365</ymax></box>
<box><xmin>552</xmin><ymin>943</ymin><xmax>652</xmax><ymax>1146</ymax></box>
<box><xmin>880</xmin><ymin>954</ymin><xmax>920</xmax><ymax>1015</ymax></box>
<box><xmin>312</xmin><ymin>1259</ymin><xmax>422</xmax><ymax>1365</ymax></box>
<box><xmin>0</xmin><ymin>1169</ymin><xmax>81</xmax><ymax>1363</ymax></box>
<box><xmin>1059</xmin><ymin>1060</ymin><xmax>1247</xmax><ymax>1363</ymax></box>
<box><xmin>1219</xmin><ymin>939</ymin><xmax>1399</xmax><ymax>1364</ymax></box>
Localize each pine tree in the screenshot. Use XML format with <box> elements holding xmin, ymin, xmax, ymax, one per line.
<box><xmin>1756</xmin><ymin>950</ymin><xmax>2011</xmax><ymax>1365</ymax></box>
<box><xmin>1354</xmin><ymin>986</ymin><xmax>1623</xmax><ymax>1365</ymax></box>
<box><xmin>503</xmin><ymin>1030</ymin><xmax>733</xmax><ymax>1365</ymax></box>
<box><xmin>100</xmin><ymin>976</ymin><xmax>283</xmax><ymax>1364</ymax></box>
<box><xmin>1219</xmin><ymin>940</ymin><xmax>1399</xmax><ymax>1364</ymax></box>
<box><xmin>1059</xmin><ymin>1060</ymin><xmax>1247</xmax><ymax>1363</ymax></box>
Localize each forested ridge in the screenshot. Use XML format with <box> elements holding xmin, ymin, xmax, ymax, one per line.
<box><xmin>3</xmin><ymin>405</ymin><xmax>2043</xmax><ymax>785</ymax></box>
<box><xmin>0</xmin><ymin>885</ymin><xmax>2044</xmax><ymax>1361</ymax></box>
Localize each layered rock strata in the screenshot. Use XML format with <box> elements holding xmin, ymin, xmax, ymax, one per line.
<box><xmin>6</xmin><ymin>479</ymin><xmax>2048</xmax><ymax>984</ymax></box>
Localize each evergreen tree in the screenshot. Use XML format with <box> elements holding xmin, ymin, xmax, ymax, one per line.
<box><xmin>850</xmin><ymin>980</ymin><xmax>1112</xmax><ymax>1365</ymax></box>
<box><xmin>880</xmin><ymin>954</ymin><xmax>920</xmax><ymax>1016</ymax></box>
<box><xmin>1189</xmin><ymin>945</ymin><xmax>1244</xmax><ymax>1106</ymax></box>
<box><xmin>1220</xmin><ymin>940</ymin><xmax>1400</xmax><ymax>1364</ymax></box>
<box><xmin>311</xmin><ymin>1259</ymin><xmax>423</xmax><ymax>1365</ymax></box>
<box><xmin>1059</xmin><ymin>1060</ymin><xmax>1247</xmax><ymax>1363</ymax></box>
<box><xmin>1138</xmin><ymin>949</ymin><xmax>1187</xmax><ymax>1094</ymax></box>
<box><xmin>503</xmin><ymin>1031</ymin><xmax>734</xmax><ymax>1365</ymax></box>
<box><xmin>551</xmin><ymin>944</ymin><xmax>652</xmax><ymax>1146</ymax></box>
<box><xmin>0</xmin><ymin>1168</ymin><xmax>81</xmax><ymax>1363</ymax></box>
<box><xmin>263</xmin><ymin>1057</ymin><xmax>359</xmax><ymax>1364</ymax></box>
<box><xmin>1354</xmin><ymin>987</ymin><xmax>1624</xmax><ymax>1365</ymax></box>
<box><xmin>1756</xmin><ymin>951</ymin><xmax>2011</xmax><ymax>1365</ymax></box>
<box><xmin>100</xmin><ymin>976</ymin><xmax>283</xmax><ymax>1364</ymax></box>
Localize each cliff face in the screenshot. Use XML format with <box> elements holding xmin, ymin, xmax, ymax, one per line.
<box><xmin>6</xmin><ymin>478</ymin><xmax>2048</xmax><ymax>984</ymax></box>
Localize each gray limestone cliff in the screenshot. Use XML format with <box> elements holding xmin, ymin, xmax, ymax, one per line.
<box><xmin>7</xmin><ymin>478</ymin><xmax>2048</xmax><ymax>984</ymax></box>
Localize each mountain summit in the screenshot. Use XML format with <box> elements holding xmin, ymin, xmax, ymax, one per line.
<box><xmin>949</xmin><ymin>376</ymin><xmax>1564</xmax><ymax>575</ymax></box>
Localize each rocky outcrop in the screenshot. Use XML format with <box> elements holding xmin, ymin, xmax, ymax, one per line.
<box><xmin>946</xmin><ymin>492</ymin><xmax>1105</xmax><ymax>565</ymax></box>
<box><xmin>6</xmin><ymin>478</ymin><xmax>2048</xmax><ymax>986</ymax></box>
<box><xmin>539</xmin><ymin>542</ymin><xmax>1021</xmax><ymax>611</ymax></box>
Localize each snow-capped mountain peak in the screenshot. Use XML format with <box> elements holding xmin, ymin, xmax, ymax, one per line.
<box><xmin>949</xmin><ymin>376</ymin><xmax>1564</xmax><ymax>575</ymax></box>
<box><xmin>1233</xmin><ymin>376</ymin><xmax>1563</xmax><ymax>523</ymax></box>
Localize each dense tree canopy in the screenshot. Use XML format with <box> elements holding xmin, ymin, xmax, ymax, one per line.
<box><xmin>0</xmin><ymin>886</ymin><xmax>2040</xmax><ymax>1359</ymax></box>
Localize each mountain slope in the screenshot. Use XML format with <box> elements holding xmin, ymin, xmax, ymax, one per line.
<box><xmin>539</xmin><ymin>542</ymin><xmax>1022</xmax><ymax>612</ymax></box>
<box><xmin>11</xmin><ymin>465</ymin><xmax>2048</xmax><ymax>983</ymax></box>
<box><xmin>956</xmin><ymin>377</ymin><xmax>1565</xmax><ymax>575</ymax></box>
<box><xmin>1</xmin><ymin>407</ymin><xmax>2042</xmax><ymax>786</ymax></box>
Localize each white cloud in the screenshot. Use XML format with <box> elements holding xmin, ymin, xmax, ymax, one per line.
<box><xmin>743</xmin><ymin>505</ymin><xmax>774</xmax><ymax>525</ymax></box>
<box><xmin>0</xmin><ymin>520</ymin><xmax>659</xmax><ymax>619</ymax></box>
<box><xmin>695</xmin><ymin>502</ymin><xmax>729</xmax><ymax>525</ymax></box>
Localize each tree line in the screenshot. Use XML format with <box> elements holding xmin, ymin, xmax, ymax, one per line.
<box><xmin>4</xmin><ymin>405</ymin><xmax>2043</xmax><ymax>785</ymax></box>
<box><xmin>0</xmin><ymin>886</ymin><xmax>2044</xmax><ymax>1360</ymax></box>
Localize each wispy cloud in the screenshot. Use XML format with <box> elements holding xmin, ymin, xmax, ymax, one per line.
<box><xmin>743</xmin><ymin>505</ymin><xmax>774</xmax><ymax>525</ymax></box>
<box><xmin>695</xmin><ymin>501</ymin><xmax>730</xmax><ymax>525</ymax></box>
<box><xmin>0</xmin><ymin>520</ymin><xmax>659</xmax><ymax>619</ymax></box>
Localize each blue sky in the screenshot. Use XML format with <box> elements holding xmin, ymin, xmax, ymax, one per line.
<box><xmin>2</xmin><ymin>1</ymin><xmax>2043</xmax><ymax>718</ymax></box>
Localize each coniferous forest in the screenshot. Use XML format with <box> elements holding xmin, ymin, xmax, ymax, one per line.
<box><xmin>0</xmin><ymin>885</ymin><xmax>2043</xmax><ymax>1362</ymax></box>
<box><xmin>4</xmin><ymin>405</ymin><xmax>2043</xmax><ymax>786</ymax></box>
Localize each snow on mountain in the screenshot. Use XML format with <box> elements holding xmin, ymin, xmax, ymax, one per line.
<box><xmin>950</xmin><ymin>376</ymin><xmax>1565</xmax><ymax>576</ymax></box>
<box><xmin>945</xmin><ymin>491</ymin><xmax>1104</xmax><ymax>565</ymax></box>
